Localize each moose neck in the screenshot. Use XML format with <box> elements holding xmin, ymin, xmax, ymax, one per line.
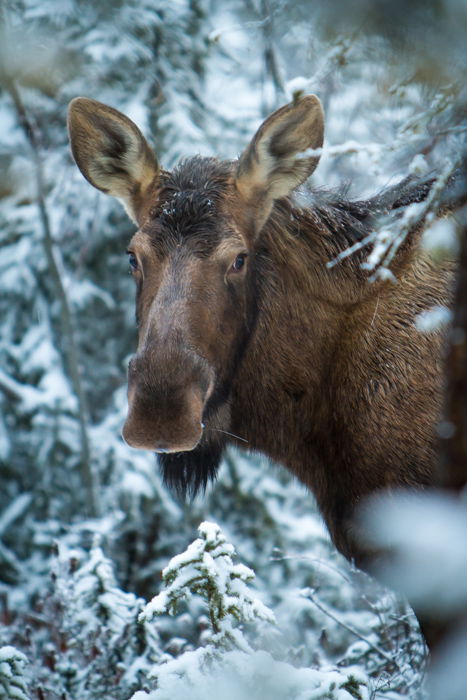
<box><xmin>227</xmin><ymin>196</ymin><xmax>450</xmax><ymax>561</ymax></box>
<box><xmin>230</xmin><ymin>199</ymin><xmax>372</xmax><ymax>473</ymax></box>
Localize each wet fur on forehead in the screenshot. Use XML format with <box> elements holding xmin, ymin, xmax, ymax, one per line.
<box><xmin>144</xmin><ymin>156</ymin><xmax>234</xmax><ymax>256</ymax></box>
<box><xmin>140</xmin><ymin>156</ymin><xmax>436</xmax><ymax>263</ymax></box>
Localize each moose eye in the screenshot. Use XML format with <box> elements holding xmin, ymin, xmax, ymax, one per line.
<box><xmin>127</xmin><ymin>251</ymin><xmax>138</xmax><ymax>271</ymax></box>
<box><xmin>231</xmin><ymin>253</ymin><xmax>247</xmax><ymax>272</ymax></box>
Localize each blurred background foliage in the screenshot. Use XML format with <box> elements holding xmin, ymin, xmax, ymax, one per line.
<box><xmin>0</xmin><ymin>0</ymin><xmax>465</xmax><ymax>698</ymax></box>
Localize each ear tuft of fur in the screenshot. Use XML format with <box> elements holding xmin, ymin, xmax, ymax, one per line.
<box><xmin>67</xmin><ymin>97</ymin><xmax>159</xmax><ymax>223</ymax></box>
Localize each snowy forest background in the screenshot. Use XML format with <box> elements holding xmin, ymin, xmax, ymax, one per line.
<box><xmin>0</xmin><ymin>0</ymin><xmax>466</xmax><ymax>698</ymax></box>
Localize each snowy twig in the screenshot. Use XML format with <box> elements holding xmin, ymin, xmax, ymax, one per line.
<box><xmin>302</xmin><ymin>588</ymin><xmax>401</xmax><ymax>670</ymax></box>
<box><xmin>328</xmin><ymin>156</ymin><xmax>463</xmax><ymax>279</ymax></box>
<box><xmin>270</xmin><ymin>552</ymin><xmax>354</xmax><ymax>585</ymax></box>
<box><xmin>364</xmin><ymin>157</ymin><xmax>462</xmax><ymax>280</ymax></box>
<box><xmin>0</xmin><ymin>494</ymin><xmax>32</xmax><ymax>538</ymax></box>
<box><xmin>327</xmin><ymin>232</ymin><xmax>378</xmax><ymax>269</ymax></box>
<box><xmin>0</xmin><ymin>369</ymin><xmax>43</xmax><ymax>409</ymax></box>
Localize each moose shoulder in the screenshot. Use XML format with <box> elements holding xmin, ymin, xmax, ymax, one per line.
<box><xmin>68</xmin><ymin>95</ymin><xmax>453</xmax><ymax>565</ymax></box>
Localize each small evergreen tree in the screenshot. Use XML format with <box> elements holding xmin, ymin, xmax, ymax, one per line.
<box><xmin>142</xmin><ymin>521</ymin><xmax>275</xmax><ymax>653</ymax></box>
<box><xmin>0</xmin><ymin>646</ymin><xmax>30</xmax><ymax>700</ymax></box>
<box><xmin>133</xmin><ymin>522</ymin><xmax>370</xmax><ymax>700</ymax></box>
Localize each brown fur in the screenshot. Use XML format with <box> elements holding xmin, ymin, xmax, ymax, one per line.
<box><xmin>68</xmin><ymin>96</ymin><xmax>454</xmax><ymax>566</ymax></box>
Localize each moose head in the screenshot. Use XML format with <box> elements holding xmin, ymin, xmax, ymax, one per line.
<box><xmin>68</xmin><ymin>95</ymin><xmax>324</xmax><ymax>470</ymax></box>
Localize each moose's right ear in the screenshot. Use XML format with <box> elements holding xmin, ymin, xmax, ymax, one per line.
<box><xmin>67</xmin><ymin>97</ymin><xmax>159</xmax><ymax>224</ymax></box>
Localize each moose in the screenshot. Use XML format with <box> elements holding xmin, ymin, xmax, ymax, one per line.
<box><xmin>68</xmin><ymin>95</ymin><xmax>454</xmax><ymax>628</ymax></box>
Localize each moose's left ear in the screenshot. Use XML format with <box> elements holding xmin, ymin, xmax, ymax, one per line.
<box><xmin>67</xmin><ymin>97</ymin><xmax>159</xmax><ymax>224</ymax></box>
<box><xmin>235</xmin><ymin>95</ymin><xmax>324</xmax><ymax>232</ymax></box>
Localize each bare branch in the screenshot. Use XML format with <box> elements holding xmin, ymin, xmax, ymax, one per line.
<box><xmin>301</xmin><ymin>587</ymin><xmax>400</xmax><ymax>669</ymax></box>
<box><xmin>5</xmin><ymin>80</ymin><xmax>100</xmax><ymax>518</ymax></box>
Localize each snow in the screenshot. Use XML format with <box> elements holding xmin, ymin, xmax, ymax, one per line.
<box><xmin>130</xmin><ymin>647</ymin><xmax>370</xmax><ymax>700</ymax></box>
<box><xmin>68</xmin><ymin>278</ymin><xmax>116</xmax><ymax>310</ymax></box>
<box><xmin>0</xmin><ymin>646</ymin><xmax>30</xmax><ymax>700</ymax></box>
<box><xmin>286</xmin><ymin>76</ymin><xmax>313</xmax><ymax>99</ymax></box>
<box><xmin>422</xmin><ymin>217</ymin><xmax>459</xmax><ymax>256</ymax></box>
<box><xmin>359</xmin><ymin>491</ymin><xmax>467</xmax><ymax>614</ymax></box>
<box><xmin>0</xmin><ymin>645</ymin><xmax>27</xmax><ymax>666</ymax></box>
<box><xmin>409</xmin><ymin>153</ymin><xmax>429</xmax><ymax>175</ymax></box>
<box><xmin>415</xmin><ymin>305</ymin><xmax>452</xmax><ymax>332</ymax></box>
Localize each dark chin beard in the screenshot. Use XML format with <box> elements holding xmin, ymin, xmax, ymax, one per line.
<box><xmin>157</xmin><ymin>324</ymin><xmax>251</xmax><ymax>501</ymax></box>
<box><xmin>158</xmin><ymin>393</ymin><xmax>231</xmax><ymax>500</ymax></box>
<box><xmin>158</xmin><ymin>439</ymin><xmax>224</xmax><ymax>499</ymax></box>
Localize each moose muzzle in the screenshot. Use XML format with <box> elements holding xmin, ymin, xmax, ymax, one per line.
<box><xmin>122</xmin><ymin>350</ymin><xmax>212</xmax><ymax>453</ymax></box>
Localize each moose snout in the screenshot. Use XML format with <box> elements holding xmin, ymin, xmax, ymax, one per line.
<box><xmin>122</xmin><ymin>383</ymin><xmax>205</xmax><ymax>452</ymax></box>
<box><xmin>122</xmin><ymin>352</ymin><xmax>212</xmax><ymax>453</ymax></box>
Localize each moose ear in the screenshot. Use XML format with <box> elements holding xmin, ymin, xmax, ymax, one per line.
<box><xmin>67</xmin><ymin>97</ymin><xmax>159</xmax><ymax>223</ymax></box>
<box><xmin>235</xmin><ymin>95</ymin><xmax>324</xmax><ymax>231</ymax></box>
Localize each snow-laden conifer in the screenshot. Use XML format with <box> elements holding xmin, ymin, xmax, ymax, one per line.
<box><xmin>133</xmin><ymin>523</ymin><xmax>370</xmax><ymax>700</ymax></box>
<box><xmin>0</xmin><ymin>646</ymin><xmax>30</xmax><ymax>700</ymax></box>
<box><xmin>141</xmin><ymin>521</ymin><xmax>275</xmax><ymax>652</ymax></box>
<box><xmin>16</xmin><ymin>539</ymin><xmax>163</xmax><ymax>699</ymax></box>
